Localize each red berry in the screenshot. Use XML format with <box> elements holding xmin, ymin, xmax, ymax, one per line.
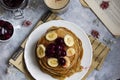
<box><xmin>100</xmin><ymin>1</ymin><xmax>109</xmax><ymax>10</ymax></box>
<box><xmin>55</xmin><ymin>37</ymin><xmax>65</xmax><ymax>44</ymax></box>
<box><xmin>61</xmin><ymin>49</ymin><xmax>66</xmax><ymax>57</ymax></box>
<box><xmin>58</xmin><ymin>58</ymin><xmax>66</xmax><ymax>66</ymax></box>
<box><xmin>55</xmin><ymin>45</ymin><xmax>63</xmax><ymax>50</ymax></box>
<box><xmin>23</xmin><ymin>20</ymin><xmax>32</xmax><ymax>27</ymax></box>
<box><xmin>91</xmin><ymin>30</ymin><xmax>100</xmax><ymax>38</ymax></box>
<box><xmin>45</xmin><ymin>43</ymin><xmax>56</xmax><ymax>58</ymax></box>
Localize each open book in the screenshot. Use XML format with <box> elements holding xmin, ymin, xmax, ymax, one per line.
<box><xmin>85</xmin><ymin>0</ymin><xmax>120</xmax><ymax>37</ymax></box>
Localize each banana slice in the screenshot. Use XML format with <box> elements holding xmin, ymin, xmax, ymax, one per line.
<box><xmin>37</xmin><ymin>44</ymin><xmax>46</xmax><ymax>58</ymax></box>
<box><xmin>63</xmin><ymin>57</ymin><xmax>70</xmax><ymax>68</ymax></box>
<box><xmin>64</xmin><ymin>34</ymin><xmax>74</xmax><ymax>47</ymax></box>
<box><xmin>48</xmin><ymin>58</ymin><xmax>58</xmax><ymax>67</ymax></box>
<box><xmin>66</xmin><ymin>48</ymin><xmax>76</xmax><ymax>56</ymax></box>
<box><xmin>46</xmin><ymin>31</ymin><xmax>57</xmax><ymax>41</ymax></box>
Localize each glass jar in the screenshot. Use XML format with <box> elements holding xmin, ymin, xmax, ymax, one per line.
<box><xmin>0</xmin><ymin>0</ymin><xmax>29</xmax><ymax>19</ymax></box>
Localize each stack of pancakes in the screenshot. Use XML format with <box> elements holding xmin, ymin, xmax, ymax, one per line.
<box><xmin>36</xmin><ymin>26</ymin><xmax>83</xmax><ymax>79</ymax></box>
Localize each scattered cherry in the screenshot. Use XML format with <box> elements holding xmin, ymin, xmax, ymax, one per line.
<box><xmin>91</xmin><ymin>30</ymin><xmax>100</xmax><ymax>38</ymax></box>
<box><xmin>100</xmin><ymin>1</ymin><xmax>109</xmax><ymax>10</ymax></box>
<box><xmin>45</xmin><ymin>43</ymin><xmax>56</xmax><ymax>57</ymax></box>
<box><xmin>22</xmin><ymin>20</ymin><xmax>32</xmax><ymax>27</ymax></box>
<box><xmin>55</xmin><ymin>49</ymin><xmax>62</xmax><ymax>57</ymax></box>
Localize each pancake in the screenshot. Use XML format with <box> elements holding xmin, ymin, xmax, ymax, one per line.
<box><xmin>35</xmin><ymin>26</ymin><xmax>83</xmax><ymax>79</ymax></box>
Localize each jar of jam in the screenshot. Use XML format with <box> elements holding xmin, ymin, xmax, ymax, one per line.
<box><xmin>0</xmin><ymin>20</ymin><xmax>14</xmax><ymax>42</ymax></box>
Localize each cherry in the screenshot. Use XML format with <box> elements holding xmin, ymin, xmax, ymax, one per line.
<box><xmin>55</xmin><ymin>49</ymin><xmax>62</xmax><ymax>57</ymax></box>
<box><xmin>46</xmin><ymin>49</ymin><xmax>55</xmax><ymax>58</ymax></box>
<box><xmin>45</xmin><ymin>38</ymin><xmax>67</xmax><ymax>59</ymax></box>
<box><xmin>22</xmin><ymin>20</ymin><xmax>32</xmax><ymax>27</ymax></box>
<box><xmin>91</xmin><ymin>30</ymin><xmax>99</xmax><ymax>38</ymax></box>
<box><xmin>61</xmin><ymin>49</ymin><xmax>66</xmax><ymax>57</ymax></box>
<box><xmin>55</xmin><ymin>37</ymin><xmax>65</xmax><ymax>45</ymax></box>
<box><xmin>58</xmin><ymin>58</ymin><xmax>66</xmax><ymax>66</ymax></box>
<box><xmin>55</xmin><ymin>49</ymin><xmax>66</xmax><ymax>58</ymax></box>
<box><xmin>55</xmin><ymin>45</ymin><xmax>63</xmax><ymax>50</ymax></box>
<box><xmin>45</xmin><ymin>43</ymin><xmax>56</xmax><ymax>58</ymax></box>
<box><xmin>100</xmin><ymin>1</ymin><xmax>109</xmax><ymax>10</ymax></box>
<box><xmin>47</xmin><ymin>43</ymin><xmax>56</xmax><ymax>50</ymax></box>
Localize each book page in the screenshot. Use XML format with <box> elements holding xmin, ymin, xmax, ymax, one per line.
<box><xmin>85</xmin><ymin>0</ymin><xmax>120</xmax><ymax>37</ymax></box>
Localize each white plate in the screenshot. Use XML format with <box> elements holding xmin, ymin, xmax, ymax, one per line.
<box><xmin>24</xmin><ymin>20</ymin><xmax>92</xmax><ymax>80</ymax></box>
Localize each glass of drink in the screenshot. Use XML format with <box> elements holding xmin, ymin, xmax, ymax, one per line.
<box><xmin>44</xmin><ymin>0</ymin><xmax>70</xmax><ymax>13</ymax></box>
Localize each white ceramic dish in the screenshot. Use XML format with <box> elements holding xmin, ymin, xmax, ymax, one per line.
<box><xmin>24</xmin><ymin>20</ymin><xmax>92</xmax><ymax>80</ymax></box>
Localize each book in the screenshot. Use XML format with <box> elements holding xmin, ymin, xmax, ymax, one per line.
<box><xmin>84</xmin><ymin>0</ymin><xmax>120</xmax><ymax>37</ymax></box>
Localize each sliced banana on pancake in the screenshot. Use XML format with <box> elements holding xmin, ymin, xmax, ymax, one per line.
<box><xmin>48</xmin><ymin>58</ymin><xmax>58</xmax><ymax>67</ymax></box>
<box><xmin>37</xmin><ymin>44</ymin><xmax>46</xmax><ymax>58</ymax></box>
<box><xmin>46</xmin><ymin>31</ymin><xmax>57</xmax><ymax>41</ymax></box>
<box><xmin>63</xmin><ymin>57</ymin><xmax>70</xmax><ymax>68</ymax></box>
<box><xmin>64</xmin><ymin>34</ymin><xmax>74</xmax><ymax>47</ymax></box>
<box><xmin>67</xmin><ymin>48</ymin><xmax>76</xmax><ymax>56</ymax></box>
